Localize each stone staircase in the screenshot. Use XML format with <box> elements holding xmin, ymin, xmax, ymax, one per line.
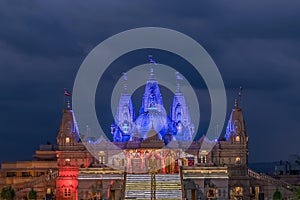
<box><xmin>124</xmin><ymin>173</ymin><xmax>182</xmax><ymax>200</ymax></box>
<box><xmin>248</xmin><ymin>169</ymin><xmax>295</xmax><ymax>191</ymax></box>
<box><xmin>14</xmin><ymin>171</ymin><xmax>58</xmax><ymax>196</ymax></box>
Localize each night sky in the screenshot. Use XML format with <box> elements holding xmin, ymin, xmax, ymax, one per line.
<box><xmin>0</xmin><ymin>1</ymin><xmax>299</xmax><ymax>164</ymax></box>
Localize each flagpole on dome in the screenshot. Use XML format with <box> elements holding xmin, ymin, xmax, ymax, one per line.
<box><xmin>122</xmin><ymin>72</ymin><xmax>128</xmax><ymax>93</ymax></box>
<box><xmin>63</xmin><ymin>88</ymin><xmax>72</xmax><ymax>110</ymax></box>
<box><xmin>175</xmin><ymin>71</ymin><xmax>183</xmax><ymax>93</ymax></box>
<box><xmin>148</xmin><ymin>55</ymin><xmax>157</xmax><ymax>80</ymax></box>
<box><xmin>238</xmin><ymin>86</ymin><xmax>243</xmax><ymax>108</ymax></box>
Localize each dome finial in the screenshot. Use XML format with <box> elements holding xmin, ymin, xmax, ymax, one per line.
<box><xmin>65</xmin><ymin>100</ymin><xmax>71</xmax><ymax>110</ymax></box>
<box><xmin>175</xmin><ymin>71</ymin><xmax>183</xmax><ymax>93</ymax></box>
<box><xmin>151</xmin><ymin>120</ymin><xmax>155</xmax><ymax>130</ymax></box>
<box><xmin>234</xmin><ymin>98</ymin><xmax>239</xmax><ymax>109</ymax></box>
<box><xmin>238</xmin><ymin>86</ymin><xmax>243</xmax><ymax>107</ymax></box>
<box><xmin>148</xmin><ymin>55</ymin><xmax>156</xmax><ymax>65</ymax></box>
<box><xmin>150</xmin><ymin>68</ymin><xmax>154</xmax><ymax>79</ymax></box>
<box><xmin>148</xmin><ymin>55</ymin><xmax>156</xmax><ymax>80</ymax></box>
<box><xmin>122</xmin><ymin>72</ymin><xmax>128</xmax><ymax>93</ymax></box>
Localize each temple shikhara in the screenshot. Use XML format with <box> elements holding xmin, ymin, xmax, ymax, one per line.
<box><xmin>0</xmin><ymin>67</ymin><xmax>298</xmax><ymax>200</ymax></box>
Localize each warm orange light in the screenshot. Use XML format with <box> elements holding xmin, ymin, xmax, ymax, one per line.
<box><xmin>235</xmin><ymin>187</ymin><xmax>243</xmax><ymax>195</ymax></box>
<box><xmin>66</xmin><ymin>137</ymin><xmax>70</xmax><ymax>143</ymax></box>
<box><xmin>46</xmin><ymin>188</ymin><xmax>51</xmax><ymax>194</ymax></box>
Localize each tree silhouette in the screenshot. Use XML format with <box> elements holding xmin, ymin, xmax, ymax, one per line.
<box><xmin>295</xmin><ymin>187</ymin><xmax>300</xmax><ymax>200</ymax></box>
<box><xmin>28</xmin><ymin>188</ymin><xmax>37</xmax><ymax>200</ymax></box>
<box><xmin>273</xmin><ymin>188</ymin><xmax>282</xmax><ymax>200</ymax></box>
<box><xmin>1</xmin><ymin>186</ymin><xmax>15</xmax><ymax>200</ymax></box>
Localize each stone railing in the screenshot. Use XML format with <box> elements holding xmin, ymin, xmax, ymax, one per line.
<box><xmin>247</xmin><ymin>168</ymin><xmax>295</xmax><ymax>191</ymax></box>
<box><xmin>14</xmin><ymin>171</ymin><xmax>58</xmax><ymax>193</ymax></box>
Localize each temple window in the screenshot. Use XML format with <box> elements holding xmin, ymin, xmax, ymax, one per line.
<box><xmin>207</xmin><ymin>188</ymin><xmax>216</xmax><ymax>198</ymax></box>
<box><xmin>99</xmin><ymin>156</ymin><xmax>106</xmax><ymax>164</ymax></box>
<box><xmin>199</xmin><ymin>155</ymin><xmax>207</xmax><ymax>163</ymax></box>
<box><xmin>235</xmin><ymin>136</ymin><xmax>240</xmax><ymax>142</ymax></box>
<box><xmin>65</xmin><ymin>137</ymin><xmax>70</xmax><ymax>143</ymax></box>
<box><xmin>65</xmin><ymin>158</ymin><xmax>70</xmax><ymax>165</ymax></box>
<box><xmin>98</xmin><ymin>151</ymin><xmax>106</xmax><ymax>164</ymax></box>
<box><xmin>64</xmin><ymin>188</ymin><xmax>71</xmax><ymax>197</ymax></box>
<box><xmin>21</xmin><ymin>172</ymin><xmax>31</xmax><ymax>177</ymax></box>
<box><xmin>6</xmin><ymin>172</ymin><xmax>16</xmax><ymax>177</ymax></box>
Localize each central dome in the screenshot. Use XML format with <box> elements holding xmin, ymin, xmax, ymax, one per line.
<box><xmin>134</xmin><ymin>104</ymin><xmax>166</xmax><ymax>140</ymax></box>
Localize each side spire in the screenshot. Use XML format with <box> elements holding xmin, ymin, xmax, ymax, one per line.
<box><xmin>225</xmin><ymin>97</ymin><xmax>247</xmax><ymax>142</ymax></box>
<box><xmin>57</xmin><ymin>98</ymin><xmax>80</xmax><ymax>147</ymax></box>
<box><xmin>170</xmin><ymin>72</ymin><xmax>194</xmax><ymax>141</ymax></box>
<box><xmin>112</xmin><ymin>72</ymin><xmax>135</xmax><ymax>142</ymax></box>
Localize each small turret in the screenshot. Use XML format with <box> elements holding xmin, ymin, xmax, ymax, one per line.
<box><xmin>55</xmin><ymin>97</ymin><xmax>90</xmax><ymax>200</ymax></box>
<box><xmin>112</xmin><ymin>72</ymin><xmax>135</xmax><ymax>142</ymax></box>
<box><xmin>141</xmin><ymin>125</ymin><xmax>165</xmax><ymax>148</ymax></box>
<box><xmin>170</xmin><ymin>72</ymin><xmax>194</xmax><ymax>141</ymax></box>
<box><xmin>57</xmin><ymin>100</ymin><xmax>80</xmax><ymax>147</ymax></box>
<box><xmin>217</xmin><ymin>96</ymin><xmax>249</xmax><ymax>166</ymax></box>
<box><xmin>225</xmin><ymin>98</ymin><xmax>247</xmax><ymax>144</ymax></box>
<box><xmin>163</xmin><ymin>129</ymin><xmax>173</xmax><ymax>145</ymax></box>
<box><xmin>145</xmin><ymin>124</ymin><xmax>162</xmax><ymax>140</ymax></box>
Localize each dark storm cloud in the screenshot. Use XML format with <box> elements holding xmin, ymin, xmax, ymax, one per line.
<box><xmin>0</xmin><ymin>0</ymin><xmax>299</xmax><ymax>163</ymax></box>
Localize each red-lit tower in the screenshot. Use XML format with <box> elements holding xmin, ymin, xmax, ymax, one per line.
<box><xmin>56</xmin><ymin>100</ymin><xmax>92</xmax><ymax>200</ymax></box>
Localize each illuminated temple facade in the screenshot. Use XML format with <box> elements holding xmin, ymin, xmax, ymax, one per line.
<box><xmin>0</xmin><ymin>69</ymin><xmax>297</xmax><ymax>200</ymax></box>
<box><xmin>111</xmin><ymin>70</ymin><xmax>194</xmax><ymax>143</ymax></box>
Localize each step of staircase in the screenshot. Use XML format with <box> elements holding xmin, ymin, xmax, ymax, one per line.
<box><xmin>125</xmin><ymin>174</ymin><xmax>182</xmax><ymax>200</ymax></box>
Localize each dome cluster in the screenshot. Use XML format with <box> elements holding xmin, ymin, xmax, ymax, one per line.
<box><xmin>111</xmin><ymin>69</ymin><xmax>194</xmax><ymax>144</ymax></box>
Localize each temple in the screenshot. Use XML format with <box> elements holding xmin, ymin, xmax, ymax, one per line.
<box><xmin>0</xmin><ymin>65</ymin><xmax>298</xmax><ymax>200</ymax></box>
<box><xmin>111</xmin><ymin>69</ymin><xmax>194</xmax><ymax>143</ymax></box>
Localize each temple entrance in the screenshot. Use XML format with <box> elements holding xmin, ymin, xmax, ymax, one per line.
<box><xmin>129</xmin><ymin>150</ymin><xmax>144</xmax><ymax>173</ymax></box>
<box><xmin>191</xmin><ymin>189</ymin><xmax>196</xmax><ymax>200</ymax></box>
<box><xmin>110</xmin><ymin>190</ymin><xmax>115</xmax><ymax>200</ymax></box>
<box><xmin>183</xmin><ymin>179</ymin><xmax>204</xmax><ymax>200</ymax></box>
<box><xmin>145</xmin><ymin>152</ymin><xmax>162</xmax><ymax>173</ymax></box>
<box><xmin>110</xmin><ymin>180</ymin><xmax>122</xmax><ymax>200</ymax></box>
<box><xmin>165</xmin><ymin>155</ymin><xmax>175</xmax><ymax>174</ymax></box>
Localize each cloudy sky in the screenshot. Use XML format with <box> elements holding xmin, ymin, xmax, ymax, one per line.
<box><xmin>0</xmin><ymin>0</ymin><xmax>299</xmax><ymax>163</ymax></box>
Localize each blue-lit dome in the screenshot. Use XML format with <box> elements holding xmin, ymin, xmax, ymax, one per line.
<box><xmin>111</xmin><ymin>68</ymin><xmax>194</xmax><ymax>143</ymax></box>
<box><xmin>135</xmin><ymin>104</ymin><xmax>167</xmax><ymax>140</ymax></box>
